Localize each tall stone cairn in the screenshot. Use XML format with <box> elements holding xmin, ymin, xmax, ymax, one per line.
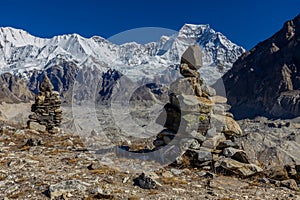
<box><xmin>28</xmin><ymin>75</ymin><xmax>62</xmax><ymax>134</ymax></box>
<box><xmin>153</xmin><ymin>45</ymin><xmax>262</xmax><ymax>177</ymax></box>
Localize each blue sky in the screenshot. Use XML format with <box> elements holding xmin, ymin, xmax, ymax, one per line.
<box><xmin>0</xmin><ymin>0</ymin><xmax>299</xmax><ymax>50</ymax></box>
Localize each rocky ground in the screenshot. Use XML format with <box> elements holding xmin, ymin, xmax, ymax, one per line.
<box><xmin>0</xmin><ymin>118</ymin><xmax>299</xmax><ymax>200</ymax></box>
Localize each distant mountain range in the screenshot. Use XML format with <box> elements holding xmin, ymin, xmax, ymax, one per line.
<box><xmin>223</xmin><ymin>13</ymin><xmax>300</xmax><ymax>119</ymax></box>
<box><xmin>1</xmin><ymin>14</ymin><xmax>299</xmax><ymax>119</ymax></box>
<box><xmin>0</xmin><ymin>24</ymin><xmax>244</xmax><ymax>103</ymax></box>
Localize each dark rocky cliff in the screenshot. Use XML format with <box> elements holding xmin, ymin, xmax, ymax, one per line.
<box><xmin>223</xmin><ymin>14</ymin><xmax>300</xmax><ymax>119</ymax></box>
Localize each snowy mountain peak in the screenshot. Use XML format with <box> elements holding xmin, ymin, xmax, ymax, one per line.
<box><xmin>0</xmin><ymin>25</ymin><xmax>245</xmax><ymax>84</ymax></box>
<box><xmin>0</xmin><ymin>27</ymin><xmax>46</xmax><ymax>47</ymax></box>
<box><xmin>180</xmin><ymin>23</ymin><xmax>211</xmax><ymax>32</ymax></box>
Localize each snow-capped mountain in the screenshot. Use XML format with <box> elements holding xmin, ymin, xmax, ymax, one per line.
<box><xmin>0</xmin><ymin>24</ymin><xmax>245</xmax><ymax>104</ymax></box>
<box><xmin>0</xmin><ymin>24</ymin><xmax>245</xmax><ymax>83</ymax></box>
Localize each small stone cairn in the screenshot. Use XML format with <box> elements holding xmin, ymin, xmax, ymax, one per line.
<box><xmin>28</xmin><ymin>75</ymin><xmax>62</xmax><ymax>134</ymax></box>
<box><xmin>153</xmin><ymin>45</ymin><xmax>262</xmax><ymax>177</ymax></box>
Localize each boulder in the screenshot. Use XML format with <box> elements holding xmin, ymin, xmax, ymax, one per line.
<box><xmin>170</xmin><ymin>77</ymin><xmax>202</xmax><ymax>96</ymax></box>
<box><xmin>134</xmin><ymin>173</ymin><xmax>158</xmax><ymax>189</ymax></box>
<box><xmin>201</xmin><ymin>84</ymin><xmax>216</xmax><ymax>97</ymax></box>
<box><xmin>174</xmin><ymin>94</ymin><xmax>214</xmax><ymax>113</ymax></box>
<box><xmin>201</xmin><ymin>133</ymin><xmax>226</xmax><ymax>150</ymax></box>
<box><xmin>280</xmin><ymin>179</ymin><xmax>299</xmax><ymax>191</ymax></box>
<box><xmin>197</xmin><ymin>147</ymin><xmax>213</xmax><ymax>162</ymax></box>
<box><xmin>181</xmin><ymin>44</ymin><xmax>203</xmax><ymax>70</ymax></box>
<box><xmin>210</xmin><ymin>114</ymin><xmax>242</xmax><ymax>137</ymax></box>
<box><xmin>179</xmin><ymin>63</ymin><xmax>200</xmax><ymax>77</ymax></box>
<box><xmin>217</xmin><ymin>140</ymin><xmax>239</xmax><ymax>150</ymax></box>
<box><xmin>215</xmin><ymin>157</ymin><xmax>263</xmax><ymax>177</ymax></box>
<box><xmin>179</xmin><ymin>113</ymin><xmax>210</xmax><ymax>135</ymax></box>
<box><xmin>189</xmin><ymin>130</ymin><xmax>206</xmax><ymax>143</ymax></box>
<box><xmin>223</xmin><ymin>147</ymin><xmax>250</xmax><ymax>163</ymax></box>
<box><xmin>223</xmin><ymin>116</ymin><xmax>243</xmax><ymax>136</ymax></box>
<box><xmin>28</xmin><ymin>121</ymin><xmax>46</xmax><ymax>132</ymax></box>
<box><xmin>48</xmin><ymin>180</ymin><xmax>90</xmax><ymax>199</ymax></box>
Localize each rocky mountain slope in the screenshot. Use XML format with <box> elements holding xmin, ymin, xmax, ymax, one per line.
<box><xmin>223</xmin><ymin>13</ymin><xmax>300</xmax><ymax>119</ymax></box>
<box><xmin>0</xmin><ymin>24</ymin><xmax>244</xmax><ymax>103</ymax></box>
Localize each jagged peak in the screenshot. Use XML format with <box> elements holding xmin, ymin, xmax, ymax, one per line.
<box><xmin>0</xmin><ymin>24</ymin><xmax>245</xmax><ymax>82</ymax></box>
<box><xmin>0</xmin><ymin>26</ymin><xmax>46</xmax><ymax>47</ymax></box>
<box><xmin>181</xmin><ymin>23</ymin><xmax>210</xmax><ymax>30</ymax></box>
<box><xmin>119</xmin><ymin>41</ymin><xmax>142</xmax><ymax>47</ymax></box>
<box><xmin>0</xmin><ymin>26</ymin><xmax>31</xmax><ymax>35</ymax></box>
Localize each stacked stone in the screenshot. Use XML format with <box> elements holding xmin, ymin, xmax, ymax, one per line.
<box><xmin>28</xmin><ymin>75</ymin><xmax>62</xmax><ymax>134</ymax></box>
<box><xmin>153</xmin><ymin>45</ymin><xmax>262</xmax><ymax>177</ymax></box>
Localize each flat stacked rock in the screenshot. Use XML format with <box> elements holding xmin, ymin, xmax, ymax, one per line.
<box><xmin>154</xmin><ymin>45</ymin><xmax>262</xmax><ymax>177</ymax></box>
<box><xmin>28</xmin><ymin>75</ymin><xmax>62</xmax><ymax>134</ymax></box>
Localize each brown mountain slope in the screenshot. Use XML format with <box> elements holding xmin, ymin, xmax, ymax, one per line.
<box><xmin>0</xmin><ymin>73</ymin><xmax>34</xmax><ymax>103</ymax></box>
<box><xmin>223</xmin><ymin>13</ymin><xmax>300</xmax><ymax>119</ymax></box>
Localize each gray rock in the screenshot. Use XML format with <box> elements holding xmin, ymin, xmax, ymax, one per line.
<box><xmin>197</xmin><ymin>147</ymin><xmax>213</xmax><ymax>162</ymax></box>
<box><xmin>179</xmin><ymin>138</ymin><xmax>198</xmax><ymax>151</ymax></box>
<box><xmin>269</xmin><ymin>179</ymin><xmax>281</xmax><ymax>187</ymax></box>
<box><xmin>178</xmin><ymin>113</ymin><xmax>207</xmax><ymax>135</ymax></box>
<box><xmin>28</xmin><ymin>121</ymin><xmax>46</xmax><ymax>132</ymax></box>
<box><xmin>201</xmin><ymin>84</ymin><xmax>216</xmax><ymax>97</ymax></box>
<box><xmin>217</xmin><ymin>140</ymin><xmax>239</xmax><ymax>150</ymax></box>
<box><xmin>238</xmin><ymin>119</ymin><xmax>300</xmax><ymax>181</ymax></box>
<box><xmin>179</xmin><ymin>63</ymin><xmax>201</xmax><ymax>77</ymax></box>
<box><xmin>176</xmin><ymin>94</ymin><xmax>213</xmax><ymax>113</ymax></box>
<box><xmin>134</xmin><ymin>173</ymin><xmax>157</xmax><ymax>189</ymax></box>
<box><xmin>223</xmin><ymin>147</ymin><xmax>249</xmax><ymax>163</ymax></box>
<box><xmin>181</xmin><ymin>44</ymin><xmax>203</xmax><ymax>70</ymax></box>
<box><xmin>202</xmin><ymin>133</ymin><xmax>226</xmax><ymax>150</ymax></box>
<box><xmin>215</xmin><ymin>157</ymin><xmax>263</xmax><ymax>177</ymax></box>
<box><xmin>189</xmin><ymin>139</ymin><xmax>201</xmax><ymax>150</ymax></box>
<box><xmin>210</xmin><ymin>114</ymin><xmax>242</xmax><ymax>137</ymax></box>
<box><xmin>280</xmin><ymin>179</ymin><xmax>299</xmax><ymax>191</ymax></box>
<box><xmin>170</xmin><ymin>168</ymin><xmax>182</xmax><ymax>175</ymax></box>
<box><xmin>153</xmin><ymin>139</ymin><xmax>165</xmax><ymax>148</ymax></box>
<box><xmin>189</xmin><ymin>130</ymin><xmax>206</xmax><ymax>143</ymax></box>
<box><xmin>197</xmin><ymin>171</ymin><xmax>215</xmax><ymax>179</ymax></box>
<box><xmin>170</xmin><ymin>77</ymin><xmax>202</xmax><ymax>96</ymax></box>
<box><xmin>210</xmin><ymin>114</ymin><xmax>226</xmax><ymax>133</ymax></box>
<box><xmin>24</xmin><ymin>138</ymin><xmax>42</xmax><ymax>146</ymax></box>
<box><xmin>89</xmin><ymin>188</ymin><xmax>114</xmax><ymax>199</ymax></box>
<box><xmin>259</xmin><ymin>178</ymin><xmax>270</xmax><ymax>184</ymax></box>
<box><xmin>48</xmin><ymin>180</ymin><xmax>90</xmax><ymax>198</ymax></box>
<box><xmin>206</xmin><ymin>127</ymin><xmax>217</xmax><ymax>138</ymax></box>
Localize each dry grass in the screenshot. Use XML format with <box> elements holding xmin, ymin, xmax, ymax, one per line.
<box><xmin>90</xmin><ymin>165</ymin><xmax>119</xmax><ymax>175</ymax></box>
<box><xmin>47</xmin><ymin>149</ymin><xmax>69</xmax><ymax>155</ymax></box>
<box><xmin>147</xmin><ymin>190</ymin><xmax>160</xmax><ymax>195</ymax></box>
<box><xmin>15</xmin><ymin>177</ymin><xmax>27</xmax><ymax>183</ymax></box>
<box><xmin>45</xmin><ymin>170</ymin><xmax>56</xmax><ymax>174</ymax></box>
<box><xmin>159</xmin><ymin>177</ymin><xmax>188</xmax><ymax>185</ymax></box>
<box><xmin>128</xmin><ymin>196</ymin><xmax>139</xmax><ymax>200</ymax></box>
<box><xmin>0</xmin><ymin>173</ymin><xmax>7</xmax><ymax>181</ymax></box>
<box><xmin>67</xmin><ymin>158</ymin><xmax>81</xmax><ymax>164</ymax></box>
<box><xmin>0</xmin><ymin>159</ymin><xmax>8</xmax><ymax>166</ymax></box>
<box><xmin>19</xmin><ymin>146</ymin><xmax>31</xmax><ymax>151</ymax></box>
<box><xmin>9</xmin><ymin>191</ymin><xmax>26</xmax><ymax>199</ymax></box>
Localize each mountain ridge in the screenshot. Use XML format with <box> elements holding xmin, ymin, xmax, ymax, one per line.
<box><xmin>0</xmin><ymin>24</ymin><xmax>245</xmax><ymax>103</ymax></box>
<box><xmin>223</xmin><ymin>13</ymin><xmax>300</xmax><ymax>119</ymax></box>
<box><xmin>0</xmin><ymin>24</ymin><xmax>244</xmax><ymax>76</ymax></box>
